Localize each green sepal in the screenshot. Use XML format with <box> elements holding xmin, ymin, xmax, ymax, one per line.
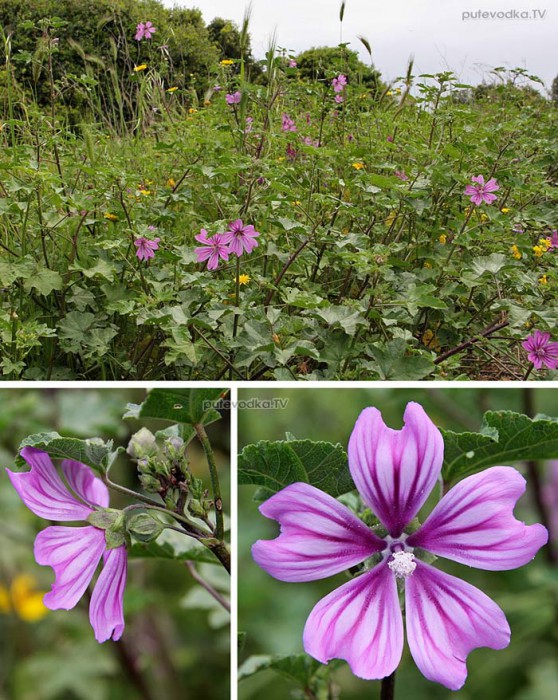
<box><xmin>105</xmin><ymin>529</ymin><xmax>127</xmax><ymax>550</ymax></box>
<box><xmin>126</xmin><ymin>512</ymin><xmax>165</xmax><ymax>543</ymax></box>
<box><xmin>87</xmin><ymin>508</ymin><xmax>123</xmax><ymax>531</ymax></box>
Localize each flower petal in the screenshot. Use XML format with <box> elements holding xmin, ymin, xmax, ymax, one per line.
<box><xmin>303</xmin><ymin>562</ymin><xmax>403</xmax><ymax>679</ymax></box>
<box><xmin>90</xmin><ymin>546</ymin><xmax>127</xmax><ymax>643</ymax></box>
<box><xmin>252</xmin><ymin>483</ymin><xmax>384</xmax><ymax>582</ymax></box>
<box><xmin>34</xmin><ymin>526</ymin><xmax>106</xmax><ymax>610</ymax></box>
<box><xmin>61</xmin><ymin>460</ymin><xmax>109</xmax><ymax>509</ymax></box>
<box><xmin>408</xmin><ymin>467</ymin><xmax>548</xmax><ymax>570</ymax></box>
<box><xmin>405</xmin><ymin>561</ymin><xmax>510</xmax><ymax>690</ymax></box>
<box><xmin>7</xmin><ymin>447</ymin><xmax>93</xmax><ymax>521</ymax></box>
<box><xmin>348</xmin><ymin>402</ymin><xmax>444</xmax><ymax>536</ymax></box>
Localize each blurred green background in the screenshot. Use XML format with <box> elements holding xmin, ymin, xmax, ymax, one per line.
<box><xmin>0</xmin><ymin>388</ymin><xmax>230</xmax><ymax>700</ymax></box>
<box><xmin>238</xmin><ymin>387</ymin><xmax>558</xmax><ymax>700</ymax></box>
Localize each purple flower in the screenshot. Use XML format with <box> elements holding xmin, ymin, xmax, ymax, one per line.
<box><xmin>522</xmin><ymin>330</ymin><xmax>558</xmax><ymax>370</ymax></box>
<box><xmin>464</xmin><ymin>175</ymin><xmax>500</xmax><ymax>205</ymax></box>
<box><xmin>134</xmin><ymin>21</ymin><xmax>156</xmax><ymax>41</ymax></box>
<box><xmin>387</xmin><ymin>135</ymin><xmax>394</xmax><ymax>142</ymax></box>
<box><xmin>303</xmin><ymin>136</ymin><xmax>319</xmax><ymax>147</ymax></box>
<box><xmin>286</xmin><ymin>143</ymin><xmax>297</xmax><ymax>161</ymax></box>
<box><xmin>334</xmin><ymin>94</ymin><xmax>344</xmax><ymax>104</ymax></box>
<box><xmin>546</xmin><ymin>230</ymin><xmax>558</xmax><ymax>249</ymax></box>
<box><xmin>395</xmin><ymin>169</ymin><xmax>409</xmax><ymax>181</ymax></box>
<box><xmin>213</xmin><ymin>84</ymin><xmax>223</xmax><ymax>92</ymax></box>
<box><xmin>134</xmin><ymin>236</ymin><xmax>160</xmax><ymax>261</ymax></box>
<box><xmin>222</xmin><ymin>219</ymin><xmax>260</xmax><ymax>256</ymax></box>
<box><xmin>245</xmin><ymin>116</ymin><xmax>254</xmax><ymax>134</ymax></box>
<box><xmin>7</xmin><ymin>448</ymin><xmax>127</xmax><ymax>643</ymax></box>
<box><xmin>513</xmin><ymin>223</ymin><xmax>525</xmax><ymax>235</ymax></box>
<box><xmin>288</xmin><ymin>59</ymin><xmax>297</xmax><ymax>68</ymax></box>
<box><xmin>194</xmin><ymin>229</ymin><xmax>230</xmax><ymax>270</ymax></box>
<box><xmin>281</xmin><ymin>113</ymin><xmax>297</xmax><ymax>132</ymax></box>
<box><xmin>252</xmin><ymin>403</ymin><xmax>548</xmax><ymax>690</ymax></box>
<box><xmin>332</xmin><ymin>74</ymin><xmax>347</xmax><ymax>93</ymax></box>
<box><xmin>225</xmin><ymin>91</ymin><xmax>241</xmax><ymax>105</ymax></box>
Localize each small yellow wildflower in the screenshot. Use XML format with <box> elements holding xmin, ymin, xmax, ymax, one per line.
<box><xmin>236</xmin><ymin>274</ymin><xmax>251</xmax><ymax>285</ymax></box>
<box><xmin>292</xmin><ymin>200</ymin><xmax>302</xmax><ymax>206</ymax></box>
<box><xmin>166</xmin><ymin>86</ymin><xmax>178</xmax><ymax>93</ymax></box>
<box><xmin>395</xmin><ymin>87</ymin><xmax>402</xmax><ymax>94</ymax></box>
<box><xmin>538</xmin><ymin>238</ymin><xmax>551</xmax><ymax>251</ymax></box>
<box><xmin>533</xmin><ymin>245</ymin><xmax>544</xmax><ymax>258</ymax></box>
<box><xmin>423</xmin><ymin>261</ymin><xmax>432</xmax><ymax>269</ymax></box>
<box><xmin>480</xmin><ymin>213</ymin><xmax>489</xmax><ymax>223</ymax></box>
<box><xmin>386</xmin><ymin>90</ymin><xmax>394</xmax><ymax>96</ymax></box>
<box><xmin>352</xmin><ymin>162</ymin><xmax>365</xmax><ymax>170</ymax></box>
<box><xmin>342</xmin><ymin>227</ymin><xmax>349</xmax><ymax>235</ymax></box>
<box><xmin>0</xmin><ymin>575</ymin><xmax>49</xmax><ymax>623</ymax></box>
<box><xmin>104</xmin><ymin>212</ymin><xmax>118</xmax><ymax>221</ymax></box>
<box><xmin>188</xmin><ymin>108</ymin><xmax>197</xmax><ymax>114</ymax></box>
<box><xmin>134</xmin><ymin>64</ymin><xmax>148</xmax><ymax>72</ymax></box>
<box><xmin>501</xmin><ymin>207</ymin><xmax>510</xmax><ymax>213</ymax></box>
<box><xmin>511</xmin><ymin>244</ymin><xmax>522</xmax><ymax>260</ymax></box>
<box><xmin>167</xmin><ymin>178</ymin><xmax>176</xmax><ymax>188</ymax></box>
<box><xmin>220</xmin><ymin>59</ymin><xmax>234</xmax><ymax>66</ymax></box>
<box><xmin>539</xmin><ymin>274</ymin><xmax>548</xmax><ymax>285</ymax></box>
<box><xmin>277</xmin><ymin>156</ymin><xmax>285</xmax><ymax>162</ymax></box>
<box><xmin>439</xmin><ymin>234</ymin><xmax>447</xmax><ymax>245</ymax></box>
<box><xmin>139</xmin><ymin>189</ymin><xmax>151</xmax><ymax>196</ymax></box>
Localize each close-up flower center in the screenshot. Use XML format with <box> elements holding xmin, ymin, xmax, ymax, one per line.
<box><xmin>387</xmin><ymin>551</ymin><xmax>417</xmax><ymax>579</ymax></box>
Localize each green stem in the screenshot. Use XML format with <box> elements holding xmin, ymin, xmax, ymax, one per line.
<box><xmin>194</xmin><ymin>422</ymin><xmax>225</xmax><ymax>541</ymax></box>
<box><xmin>380</xmin><ymin>671</ymin><xmax>396</xmax><ymax>700</ymax></box>
<box><xmin>185</xmin><ymin>561</ymin><xmax>230</xmax><ymax>612</ymax></box>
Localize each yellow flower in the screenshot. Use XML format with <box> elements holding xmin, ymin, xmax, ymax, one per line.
<box><xmin>220</xmin><ymin>59</ymin><xmax>234</xmax><ymax>66</ymax></box>
<box><xmin>277</xmin><ymin>156</ymin><xmax>285</xmax><ymax>162</ymax></box>
<box><xmin>292</xmin><ymin>200</ymin><xmax>302</xmax><ymax>206</ymax></box>
<box><xmin>134</xmin><ymin>64</ymin><xmax>148</xmax><ymax>72</ymax></box>
<box><xmin>533</xmin><ymin>245</ymin><xmax>544</xmax><ymax>258</ymax></box>
<box><xmin>386</xmin><ymin>90</ymin><xmax>394</xmax><ymax>96</ymax></box>
<box><xmin>166</xmin><ymin>86</ymin><xmax>178</xmax><ymax>93</ymax></box>
<box><xmin>395</xmin><ymin>87</ymin><xmax>402</xmax><ymax>94</ymax></box>
<box><xmin>439</xmin><ymin>234</ymin><xmax>447</xmax><ymax>245</ymax></box>
<box><xmin>511</xmin><ymin>244</ymin><xmax>522</xmax><ymax>260</ymax></box>
<box><xmin>501</xmin><ymin>207</ymin><xmax>510</xmax><ymax>213</ymax></box>
<box><xmin>188</xmin><ymin>108</ymin><xmax>197</xmax><ymax>114</ymax></box>
<box><xmin>538</xmin><ymin>238</ymin><xmax>551</xmax><ymax>251</ymax></box>
<box><xmin>539</xmin><ymin>274</ymin><xmax>548</xmax><ymax>285</ymax></box>
<box><xmin>167</xmin><ymin>178</ymin><xmax>176</xmax><ymax>188</ymax></box>
<box><xmin>104</xmin><ymin>212</ymin><xmax>118</xmax><ymax>221</ymax></box>
<box><xmin>0</xmin><ymin>575</ymin><xmax>49</xmax><ymax>623</ymax></box>
<box><xmin>236</xmin><ymin>274</ymin><xmax>251</xmax><ymax>285</ymax></box>
<box><xmin>423</xmin><ymin>261</ymin><xmax>432</xmax><ymax>269</ymax></box>
<box><xmin>352</xmin><ymin>162</ymin><xmax>365</xmax><ymax>170</ymax></box>
<box><xmin>139</xmin><ymin>189</ymin><xmax>151</xmax><ymax>196</ymax></box>
<box><xmin>480</xmin><ymin>213</ymin><xmax>489</xmax><ymax>223</ymax></box>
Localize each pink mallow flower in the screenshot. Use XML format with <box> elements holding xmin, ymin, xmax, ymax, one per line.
<box><xmin>332</xmin><ymin>74</ymin><xmax>347</xmax><ymax>93</ymax></box>
<box><xmin>134</xmin><ymin>21</ymin><xmax>156</xmax><ymax>41</ymax></box>
<box><xmin>464</xmin><ymin>175</ymin><xmax>500</xmax><ymax>205</ymax></box>
<box><xmin>546</xmin><ymin>230</ymin><xmax>558</xmax><ymax>249</ymax></box>
<box><xmin>222</xmin><ymin>219</ymin><xmax>260</xmax><ymax>256</ymax></box>
<box><xmin>522</xmin><ymin>330</ymin><xmax>558</xmax><ymax>370</ymax></box>
<box><xmin>395</xmin><ymin>169</ymin><xmax>409</xmax><ymax>181</ymax></box>
<box><xmin>281</xmin><ymin>113</ymin><xmax>297</xmax><ymax>132</ymax></box>
<box><xmin>195</xmin><ymin>229</ymin><xmax>230</xmax><ymax>270</ymax></box>
<box><xmin>225</xmin><ymin>91</ymin><xmax>241</xmax><ymax>105</ymax></box>
<box><xmin>134</xmin><ymin>236</ymin><xmax>160</xmax><ymax>261</ymax></box>
<box><xmin>7</xmin><ymin>447</ymin><xmax>127</xmax><ymax>643</ymax></box>
<box><xmin>252</xmin><ymin>403</ymin><xmax>548</xmax><ymax>690</ymax></box>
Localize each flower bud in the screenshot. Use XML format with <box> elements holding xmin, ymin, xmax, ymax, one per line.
<box><xmin>127</xmin><ymin>428</ymin><xmax>158</xmax><ymax>459</ymax></box>
<box><xmin>126</xmin><ymin>512</ymin><xmax>165</xmax><ymax>543</ymax></box>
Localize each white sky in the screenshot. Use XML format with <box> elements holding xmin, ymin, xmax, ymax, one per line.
<box><xmin>163</xmin><ymin>0</ymin><xmax>556</xmax><ymax>90</ymax></box>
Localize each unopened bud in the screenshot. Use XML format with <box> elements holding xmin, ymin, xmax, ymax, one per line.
<box><xmin>127</xmin><ymin>428</ymin><xmax>158</xmax><ymax>459</ymax></box>
<box><xmin>126</xmin><ymin>512</ymin><xmax>164</xmax><ymax>543</ymax></box>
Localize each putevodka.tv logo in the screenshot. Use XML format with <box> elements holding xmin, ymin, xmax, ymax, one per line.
<box><xmin>462</xmin><ymin>8</ymin><xmax>547</xmax><ymax>20</ymax></box>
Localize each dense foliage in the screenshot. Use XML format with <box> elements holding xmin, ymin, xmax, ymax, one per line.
<box><xmin>0</xmin><ymin>6</ymin><xmax>557</xmax><ymax>380</ymax></box>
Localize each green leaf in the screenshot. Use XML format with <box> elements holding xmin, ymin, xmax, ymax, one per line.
<box><xmin>368</xmin><ymin>339</ymin><xmax>435</xmax><ymax>380</ymax></box>
<box><xmin>15</xmin><ymin>432</ymin><xmax>121</xmax><ymax>473</ymax></box>
<box><xmin>239</xmin><ymin>653</ymin><xmax>343</xmax><ymax>686</ymax></box>
<box><xmin>442</xmin><ymin>411</ymin><xmax>558</xmax><ymax>483</ymax></box>
<box><xmin>238</xmin><ymin>439</ymin><xmax>354</xmax><ymax>500</ymax></box>
<box><xmin>124</xmin><ymin>388</ymin><xmax>227</xmax><ymax>426</ymax></box>
<box><xmin>128</xmin><ymin>529</ymin><xmax>218</xmax><ymax>564</ymax></box>
<box><xmin>24</xmin><ymin>268</ymin><xmax>63</xmax><ymax>296</ymax></box>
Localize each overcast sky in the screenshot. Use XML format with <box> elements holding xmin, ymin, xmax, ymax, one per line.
<box><xmin>163</xmin><ymin>0</ymin><xmax>556</xmax><ymax>90</ymax></box>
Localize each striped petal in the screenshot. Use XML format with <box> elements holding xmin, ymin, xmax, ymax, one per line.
<box><xmin>61</xmin><ymin>460</ymin><xmax>109</xmax><ymax>509</ymax></box>
<box><xmin>7</xmin><ymin>447</ymin><xmax>93</xmax><ymax>521</ymax></box>
<box><xmin>348</xmin><ymin>403</ymin><xmax>443</xmax><ymax>536</ymax></box>
<box><xmin>408</xmin><ymin>467</ymin><xmax>549</xmax><ymax>570</ymax></box>
<box><xmin>405</xmin><ymin>561</ymin><xmax>510</xmax><ymax>690</ymax></box>
<box><xmin>252</xmin><ymin>483</ymin><xmax>384</xmax><ymax>582</ymax></box>
<box><xmin>303</xmin><ymin>562</ymin><xmax>403</xmax><ymax>680</ymax></box>
<box><xmin>34</xmin><ymin>526</ymin><xmax>106</xmax><ymax>610</ymax></box>
<box><xmin>90</xmin><ymin>546</ymin><xmax>127</xmax><ymax>643</ymax></box>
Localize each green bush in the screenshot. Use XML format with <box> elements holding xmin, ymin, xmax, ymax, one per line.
<box><xmin>295</xmin><ymin>45</ymin><xmax>383</xmax><ymax>96</ymax></box>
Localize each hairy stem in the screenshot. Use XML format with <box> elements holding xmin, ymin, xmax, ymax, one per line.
<box><xmin>194</xmin><ymin>422</ymin><xmax>224</xmax><ymax>540</ymax></box>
